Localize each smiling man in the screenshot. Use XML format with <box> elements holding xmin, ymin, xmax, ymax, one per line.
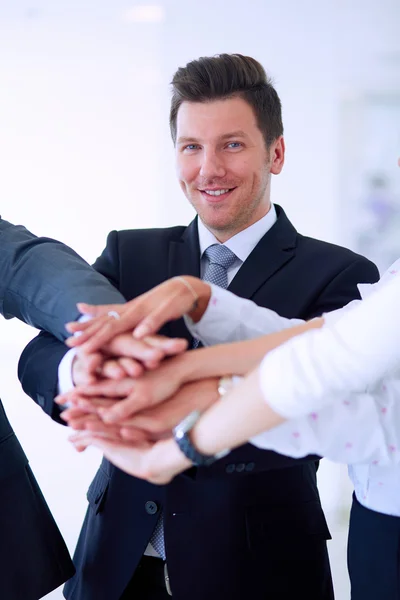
<box><xmin>173</xmin><ymin>97</ymin><xmax>284</xmax><ymax>241</ymax></box>
<box><xmin>19</xmin><ymin>54</ymin><xmax>379</xmax><ymax>600</ymax></box>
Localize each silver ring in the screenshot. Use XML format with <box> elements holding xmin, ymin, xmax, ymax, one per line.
<box><xmin>107</xmin><ymin>310</ymin><xmax>121</xmax><ymax>320</ymax></box>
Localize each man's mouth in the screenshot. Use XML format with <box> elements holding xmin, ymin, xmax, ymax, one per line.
<box><xmin>199</xmin><ymin>188</ymin><xmax>236</xmax><ymax>200</ymax></box>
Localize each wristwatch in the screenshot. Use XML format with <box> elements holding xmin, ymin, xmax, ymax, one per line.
<box><xmin>173</xmin><ymin>410</ymin><xmax>230</xmax><ymax>467</ymax></box>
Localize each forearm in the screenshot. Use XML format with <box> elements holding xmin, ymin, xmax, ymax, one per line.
<box><xmin>0</xmin><ymin>219</ymin><xmax>125</xmax><ymax>340</ymax></box>
<box><xmin>173</xmin><ymin>317</ymin><xmax>324</xmax><ymax>384</ymax></box>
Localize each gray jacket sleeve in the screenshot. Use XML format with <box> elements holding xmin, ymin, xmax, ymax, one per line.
<box><xmin>0</xmin><ymin>219</ymin><xmax>125</xmax><ymax>341</ymax></box>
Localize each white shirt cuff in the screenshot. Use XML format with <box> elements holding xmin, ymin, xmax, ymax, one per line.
<box><xmin>57</xmin><ymin>348</ymin><xmax>77</xmax><ymax>395</ymax></box>
<box><xmin>184</xmin><ymin>284</ymin><xmax>303</xmax><ymax>345</ymax></box>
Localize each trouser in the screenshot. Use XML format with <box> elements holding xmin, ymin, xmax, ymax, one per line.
<box><xmin>348</xmin><ymin>493</ymin><xmax>400</xmax><ymax>600</ymax></box>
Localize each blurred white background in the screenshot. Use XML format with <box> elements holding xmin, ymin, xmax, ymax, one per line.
<box><xmin>0</xmin><ymin>1</ymin><xmax>400</xmax><ymax>597</ymax></box>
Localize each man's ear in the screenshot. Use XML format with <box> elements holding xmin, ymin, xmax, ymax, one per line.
<box><xmin>269</xmin><ymin>136</ymin><xmax>285</xmax><ymax>175</ymax></box>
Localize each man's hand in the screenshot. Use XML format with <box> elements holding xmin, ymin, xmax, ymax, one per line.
<box><xmin>65</xmin><ymin>276</ymin><xmax>211</xmax><ymax>354</ymax></box>
<box><xmin>61</xmin><ymin>333</ymin><xmax>188</xmax><ymax>396</ymax></box>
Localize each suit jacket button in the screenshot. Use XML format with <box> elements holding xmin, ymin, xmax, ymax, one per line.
<box><xmin>236</xmin><ymin>463</ymin><xmax>246</xmax><ymax>472</ymax></box>
<box><xmin>245</xmin><ymin>462</ymin><xmax>255</xmax><ymax>472</ymax></box>
<box><xmin>225</xmin><ymin>464</ymin><xmax>236</xmax><ymax>474</ymax></box>
<box><xmin>145</xmin><ymin>501</ymin><xmax>159</xmax><ymax>515</ymax></box>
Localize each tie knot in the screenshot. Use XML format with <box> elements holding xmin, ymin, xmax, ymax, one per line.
<box><xmin>204</xmin><ymin>244</ymin><xmax>237</xmax><ymax>270</ymax></box>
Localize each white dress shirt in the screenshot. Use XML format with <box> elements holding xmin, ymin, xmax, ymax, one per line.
<box><xmin>186</xmin><ymin>259</ymin><xmax>400</xmax><ymax>517</ymax></box>
<box><xmin>197</xmin><ymin>204</ymin><xmax>277</xmax><ymax>284</ymax></box>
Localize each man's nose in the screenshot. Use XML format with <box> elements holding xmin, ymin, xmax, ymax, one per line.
<box><xmin>199</xmin><ymin>150</ymin><xmax>226</xmax><ymax>180</ymax></box>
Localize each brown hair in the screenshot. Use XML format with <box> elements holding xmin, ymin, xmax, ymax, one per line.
<box><xmin>170</xmin><ymin>53</ymin><xmax>283</xmax><ymax>148</ymax></box>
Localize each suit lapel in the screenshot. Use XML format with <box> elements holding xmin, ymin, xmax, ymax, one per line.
<box><xmin>167</xmin><ymin>218</ymin><xmax>200</xmax><ymax>343</ymax></box>
<box><xmin>165</xmin><ymin>207</ymin><xmax>298</xmax><ymax>339</ymax></box>
<box><xmin>228</xmin><ymin>205</ymin><xmax>298</xmax><ymax>299</ymax></box>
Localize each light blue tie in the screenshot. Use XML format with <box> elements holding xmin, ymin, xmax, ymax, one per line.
<box><xmin>192</xmin><ymin>244</ymin><xmax>237</xmax><ymax>349</ymax></box>
<box><xmin>149</xmin><ymin>513</ymin><xmax>166</xmax><ymax>559</ymax></box>
<box><xmin>202</xmin><ymin>243</ymin><xmax>238</xmax><ymax>287</ymax></box>
<box><xmin>149</xmin><ymin>244</ymin><xmax>237</xmax><ymax>559</ymax></box>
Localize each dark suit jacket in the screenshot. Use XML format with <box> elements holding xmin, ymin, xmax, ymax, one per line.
<box><xmin>0</xmin><ymin>218</ymin><xmax>125</xmax><ymax>599</ymax></box>
<box><xmin>18</xmin><ymin>206</ymin><xmax>379</xmax><ymax>600</ymax></box>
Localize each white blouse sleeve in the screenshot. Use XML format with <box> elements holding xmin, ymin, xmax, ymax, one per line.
<box><xmin>259</xmin><ymin>268</ymin><xmax>400</xmax><ymax>419</ymax></box>
<box><xmin>249</xmin><ymin>380</ymin><xmax>400</xmax><ymax>466</ymax></box>
<box><xmin>184</xmin><ymin>284</ymin><xmax>305</xmax><ymax>345</ymax></box>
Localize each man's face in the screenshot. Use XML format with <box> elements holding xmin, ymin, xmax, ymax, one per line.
<box><xmin>175</xmin><ymin>96</ymin><xmax>285</xmax><ymax>241</ymax></box>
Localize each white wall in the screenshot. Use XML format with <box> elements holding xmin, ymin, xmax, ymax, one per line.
<box><xmin>0</xmin><ymin>1</ymin><xmax>399</xmax><ymax>597</ymax></box>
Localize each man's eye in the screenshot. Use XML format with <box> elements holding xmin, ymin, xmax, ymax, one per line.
<box><xmin>184</xmin><ymin>144</ymin><xmax>200</xmax><ymax>151</ymax></box>
<box><xmin>227</xmin><ymin>142</ymin><xmax>242</xmax><ymax>149</ymax></box>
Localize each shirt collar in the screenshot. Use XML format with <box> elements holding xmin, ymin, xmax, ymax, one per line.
<box><xmin>197</xmin><ymin>204</ymin><xmax>277</xmax><ymax>263</ymax></box>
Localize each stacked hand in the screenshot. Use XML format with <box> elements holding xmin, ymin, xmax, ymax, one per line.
<box><xmin>58</xmin><ymin>276</ymin><xmax>221</xmax><ymax>483</ymax></box>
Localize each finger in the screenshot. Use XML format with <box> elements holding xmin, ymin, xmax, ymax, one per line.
<box><xmin>55</xmin><ymin>392</ymin><xmax>76</xmax><ymax>405</ymax></box>
<box><xmin>105</xmin><ymin>335</ymin><xmax>164</xmax><ymax>363</ymax></box>
<box><xmin>161</xmin><ymin>338</ymin><xmax>188</xmax><ymax>356</ymax></box>
<box><xmin>116</xmin><ymin>357</ymin><xmax>144</xmax><ymax>378</ymax></box>
<box><xmin>98</xmin><ymin>390</ymin><xmax>153</xmax><ymax>423</ymax></box>
<box><xmin>55</xmin><ymin>386</ymin><xmax>86</xmax><ymax>405</ymax></box>
<box><xmin>84</xmin><ymin>420</ymin><xmax>123</xmax><ymax>438</ymax></box>
<box><xmin>143</xmin><ymin>336</ymin><xmax>188</xmax><ymax>356</ymax></box>
<box><xmin>73</xmin><ymin>308</ymin><xmax>141</xmax><ymax>354</ymax></box>
<box><xmin>69</xmin><ymin>431</ymin><xmax>116</xmax><ymax>452</ymax></box>
<box><xmin>67</xmin><ymin>317</ymin><xmax>124</xmax><ymax>350</ymax></box>
<box><xmin>63</xmin><ymin>393</ymin><xmax>103</xmax><ymax>408</ymax></box>
<box><xmin>119</xmin><ymin>426</ymin><xmax>158</xmax><ymax>442</ymax></box>
<box><xmin>133</xmin><ymin>296</ymin><xmax>181</xmax><ymax>339</ymax></box>
<box><xmin>74</xmin><ymin>398</ymin><xmax>117</xmax><ymax>412</ymax></box>
<box><xmin>67</xmin><ymin>414</ymin><xmax>102</xmax><ymax>430</ymax></box>
<box><xmin>65</xmin><ymin>319</ymin><xmax>94</xmax><ymax>334</ymax></box>
<box><xmin>77</xmin><ymin>378</ymin><xmax>135</xmax><ymax>398</ymax></box>
<box><xmin>72</xmin><ymin>352</ymin><xmax>104</xmax><ymax>386</ymax></box>
<box><xmin>66</xmin><ymin>316</ymin><xmax>110</xmax><ymax>345</ymax></box>
<box><xmin>69</xmin><ymin>433</ymin><xmax>151</xmax><ymax>455</ymax></box>
<box><xmin>142</xmin><ymin>358</ymin><xmax>163</xmax><ymax>371</ymax></box>
<box><xmin>71</xmin><ymin>440</ymin><xmax>89</xmax><ymax>452</ymax></box>
<box><xmin>101</xmin><ymin>359</ymin><xmax>127</xmax><ymax>380</ymax></box>
<box><xmin>60</xmin><ymin>407</ymin><xmax>91</xmax><ymax>422</ymax></box>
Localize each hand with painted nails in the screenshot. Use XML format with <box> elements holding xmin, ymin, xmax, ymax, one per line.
<box><xmin>64</xmin><ymin>276</ymin><xmax>211</xmax><ymax>354</ymax></box>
